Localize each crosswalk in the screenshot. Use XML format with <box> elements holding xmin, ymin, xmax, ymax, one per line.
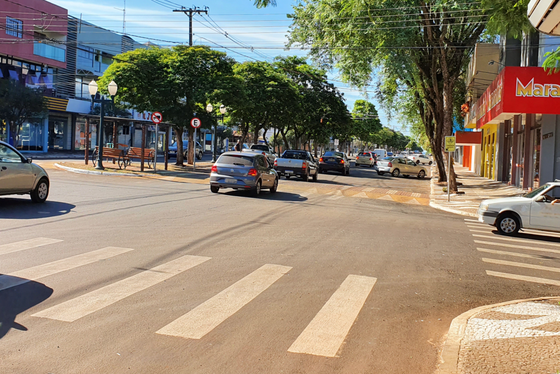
<box><xmin>464</xmin><ymin>218</ymin><xmax>560</xmax><ymax>287</ymax></box>
<box><xmin>1</xmin><ymin>238</ymin><xmax>376</xmax><ymax>358</ymax></box>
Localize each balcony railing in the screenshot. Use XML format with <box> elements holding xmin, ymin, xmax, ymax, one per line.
<box><xmin>33</xmin><ymin>41</ymin><xmax>65</xmax><ymax>62</ymax></box>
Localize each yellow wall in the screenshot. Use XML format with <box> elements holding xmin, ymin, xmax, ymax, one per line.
<box><xmin>480</xmin><ymin>124</ymin><xmax>498</xmax><ymax>179</ymax></box>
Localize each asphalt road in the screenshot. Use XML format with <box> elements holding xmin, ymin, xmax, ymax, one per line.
<box><xmin>1</xmin><ymin>164</ymin><xmax>559</xmax><ymax>374</ymax></box>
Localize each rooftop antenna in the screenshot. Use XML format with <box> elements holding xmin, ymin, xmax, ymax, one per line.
<box><xmin>114</xmin><ymin>0</ymin><xmax>126</xmax><ymax>35</ymax></box>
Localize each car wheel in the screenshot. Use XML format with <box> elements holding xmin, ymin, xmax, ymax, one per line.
<box><xmin>210</xmin><ymin>186</ymin><xmax>219</xmax><ymax>193</ymax></box>
<box><xmin>31</xmin><ymin>177</ymin><xmax>49</xmax><ymax>203</ymax></box>
<box><xmin>252</xmin><ymin>180</ymin><xmax>262</xmax><ymax>196</ymax></box>
<box><xmin>377</xmin><ymin>171</ymin><xmax>384</xmax><ymax>175</ymax></box>
<box><xmin>418</xmin><ymin>170</ymin><xmax>426</xmax><ymax>179</ymax></box>
<box><xmin>346</xmin><ymin>167</ymin><xmax>350</xmax><ymax>175</ymax></box>
<box><xmin>429</xmin><ymin>161</ymin><xmax>433</xmax><ymax>165</ymax></box>
<box><xmin>270</xmin><ymin>178</ymin><xmax>278</xmax><ymax>193</ymax></box>
<box><xmin>301</xmin><ymin>171</ymin><xmax>308</xmax><ymax>181</ymax></box>
<box><xmin>196</xmin><ymin>151</ymin><xmax>203</xmax><ymax>160</ymax></box>
<box><xmin>392</xmin><ymin>168</ymin><xmax>400</xmax><ymax>177</ymax></box>
<box><xmin>285</xmin><ymin>175</ymin><xmax>291</xmax><ymax>179</ymax></box>
<box><xmin>496</xmin><ymin>213</ymin><xmax>520</xmax><ymax>235</ymax></box>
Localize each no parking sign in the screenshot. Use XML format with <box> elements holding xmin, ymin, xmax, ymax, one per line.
<box><xmin>191</xmin><ymin>117</ymin><xmax>201</xmax><ymax>128</ymax></box>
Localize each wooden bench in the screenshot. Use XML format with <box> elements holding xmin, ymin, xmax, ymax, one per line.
<box><xmin>91</xmin><ymin>147</ymin><xmax>127</xmax><ymax>169</ymax></box>
<box><xmin>126</xmin><ymin>147</ymin><xmax>155</xmax><ymax>168</ymax></box>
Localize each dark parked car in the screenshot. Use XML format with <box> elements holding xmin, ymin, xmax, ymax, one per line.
<box><xmin>319</xmin><ymin>151</ymin><xmax>350</xmax><ymax>175</ymax></box>
<box><xmin>210</xmin><ymin>151</ymin><xmax>278</xmax><ymax>196</ymax></box>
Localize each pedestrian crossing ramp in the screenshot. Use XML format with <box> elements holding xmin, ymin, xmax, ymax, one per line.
<box><xmin>0</xmin><ymin>238</ymin><xmax>377</xmax><ymax>358</ymax></box>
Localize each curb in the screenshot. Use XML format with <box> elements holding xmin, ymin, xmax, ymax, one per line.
<box><xmin>428</xmin><ymin>202</ymin><xmax>478</xmax><ymax>218</ymax></box>
<box><xmin>54</xmin><ymin>163</ymin><xmax>140</xmax><ymax>177</ymax></box>
<box><xmin>437</xmin><ymin>296</ymin><xmax>560</xmax><ymax>374</ymax></box>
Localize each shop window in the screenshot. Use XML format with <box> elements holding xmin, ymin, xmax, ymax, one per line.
<box><xmin>122</xmin><ymin>126</ymin><xmax>130</xmax><ymax>135</ymax></box>
<box><xmin>17</xmin><ymin>121</ymin><xmax>43</xmax><ymax>151</ymax></box>
<box><xmin>6</xmin><ymin>17</ymin><xmax>23</xmax><ymax>38</ymax></box>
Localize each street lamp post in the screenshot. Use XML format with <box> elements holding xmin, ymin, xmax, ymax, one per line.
<box><xmin>206</xmin><ymin>104</ymin><xmax>227</xmax><ymax>162</ymax></box>
<box><xmin>89</xmin><ymin>80</ymin><xmax>118</xmax><ymax>170</ymax></box>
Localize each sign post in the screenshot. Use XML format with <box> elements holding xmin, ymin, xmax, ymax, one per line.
<box><xmin>191</xmin><ymin>117</ymin><xmax>201</xmax><ymax>170</ymax></box>
<box><xmin>444</xmin><ymin>136</ymin><xmax>456</xmax><ymax>202</ymax></box>
<box><xmin>151</xmin><ymin>112</ymin><xmax>163</xmax><ymax>172</ymax></box>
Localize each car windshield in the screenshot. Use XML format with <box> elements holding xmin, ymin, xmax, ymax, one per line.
<box><xmin>217</xmin><ymin>154</ymin><xmax>254</xmax><ymax>166</ymax></box>
<box><xmin>282</xmin><ymin>151</ymin><xmax>307</xmax><ymax>160</ymax></box>
<box><xmin>324</xmin><ymin>152</ymin><xmax>344</xmax><ymax>158</ymax></box>
<box><xmin>523</xmin><ymin>184</ymin><xmax>551</xmax><ymax>198</ymax></box>
<box><xmin>251</xmin><ymin>145</ymin><xmax>268</xmax><ymax>151</ymax></box>
<box><xmin>381</xmin><ymin>157</ymin><xmax>394</xmax><ymax>161</ymax></box>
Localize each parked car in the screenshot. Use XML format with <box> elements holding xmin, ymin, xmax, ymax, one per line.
<box><xmin>376</xmin><ymin>156</ymin><xmax>427</xmax><ymax>178</ymax></box>
<box><xmin>209</xmin><ymin>151</ymin><xmax>278</xmax><ymax>195</ymax></box>
<box><xmin>478</xmin><ymin>182</ymin><xmax>560</xmax><ymax>235</ymax></box>
<box><xmin>319</xmin><ymin>151</ymin><xmax>350</xmax><ymax>175</ymax></box>
<box><xmin>407</xmin><ymin>154</ymin><xmax>433</xmax><ymax>165</ymax></box>
<box><xmin>242</xmin><ymin>144</ymin><xmax>277</xmax><ymax>164</ymax></box>
<box><xmin>274</xmin><ymin>150</ymin><xmax>318</xmax><ymax>181</ymax></box>
<box><xmin>0</xmin><ymin>140</ymin><xmax>50</xmax><ymax>203</ymax></box>
<box><xmin>355</xmin><ymin>151</ymin><xmax>376</xmax><ymax>167</ymax></box>
<box><xmin>373</xmin><ymin>149</ymin><xmax>387</xmax><ymax>159</ymax></box>
<box><xmin>168</xmin><ymin>140</ymin><xmax>203</xmax><ymax>160</ymax></box>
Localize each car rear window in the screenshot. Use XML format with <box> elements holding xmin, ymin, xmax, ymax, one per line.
<box><xmin>359</xmin><ymin>152</ymin><xmax>370</xmax><ymax>156</ymax></box>
<box><xmin>217</xmin><ymin>154</ymin><xmax>254</xmax><ymax>166</ymax></box>
<box><xmin>282</xmin><ymin>151</ymin><xmax>307</xmax><ymax>160</ymax></box>
<box><xmin>251</xmin><ymin>145</ymin><xmax>269</xmax><ymax>151</ymax></box>
<box><xmin>324</xmin><ymin>152</ymin><xmax>344</xmax><ymax>158</ymax></box>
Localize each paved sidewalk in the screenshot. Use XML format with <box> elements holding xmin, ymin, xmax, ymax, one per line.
<box><xmin>431</xmin><ymin>165</ymin><xmax>560</xmax><ymax>374</ymax></box>
<box><xmin>430</xmin><ymin>164</ymin><xmax>524</xmax><ymax>217</ymax></box>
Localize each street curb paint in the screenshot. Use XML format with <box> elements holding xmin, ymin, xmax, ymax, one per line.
<box><xmin>428</xmin><ymin>201</ymin><xmax>478</xmax><ymax>217</ymax></box>
<box><xmin>436</xmin><ymin>296</ymin><xmax>560</xmax><ymax>374</ymax></box>
<box><xmin>55</xmin><ymin>163</ymin><xmax>142</xmax><ymax>177</ymax></box>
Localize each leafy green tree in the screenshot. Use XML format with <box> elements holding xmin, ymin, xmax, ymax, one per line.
<box><xmin>286</xmin><ymin>0</ymin><xmax>525</xmax><ymax>192</ymax></box>
<box><xmin>352</xmin><ymin>100</ymin><xmax>382</xmax><ymax>148</ymax></box>
<box><xmin>99</xmin><ymin>46</ymin><xmax>236</xmax><ymax>165</ymax></box>
<box><xmin>0</xmin><ymin>80</ymin><xmax>46</xmax><ymax>147</ymax></box>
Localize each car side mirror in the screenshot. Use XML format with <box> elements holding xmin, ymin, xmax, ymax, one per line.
<box><xmin>536</xmin><ymin>196</ymin><xmax>545</xmax><ymax>203</ymax></box>
<box><xmin>26</xmin><ymin>157</ymin><xmax>33</xmax><ymax>164</ymax></box>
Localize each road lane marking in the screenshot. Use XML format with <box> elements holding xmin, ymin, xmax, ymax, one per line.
<box><xmin>156</xmin><ymin>264</ymin><xmax>291</xmax><ymax>339</ymax></box>
<box><xmin>472</xmin><ymin>234</ymin><xmax>560</xmax><ymax>247</ymax></box>
<box><xmin>0</xmin><ymin>247</ymin><xmax>133</xmax><ymax>292</ymax></box>
<box><xmin>486</xmin><ymin>270</ymin><xmax>560</xmax><ymax>287</ymax></box>
<box><xmin>464</xmin><ymin>219</ymin><xmax>480</xmax><ymax>223</ymax></box>
<box><xmin>0</xmin><ymin>238</ymin><xmax>62</xmax><ymax>255</ymax></box>
<box><xmin>288</xmin><ymin>275</ymin><xmax>377</xmax><ymax>357</ymax></box>
<box><xmin>482</xmin><ymin>258</ymin><xmax>560</xmax><ymax>273</ymax></box>
<box><xmin>469</xmin><ymin>229</ymin><xmax>493</xmax><ymax>234</ymax></box>
<box><xmin>32</xmin><ymin>255</ymin><xmax>211</xmax><ymax>322</ymax></box>
<box><xmin>466</xmin><ymin>223</ymin><xmax>489</xmax><ymax>228</ymax></box>
<box><xmin>474</xmin><ymin>240</ymin><xmax>560</xmax><ymax>255</ymax></box>
<box><xmin>477</xmin><ymin>248</ymin><xmax>559</xmax><ymax>260</ymax></box>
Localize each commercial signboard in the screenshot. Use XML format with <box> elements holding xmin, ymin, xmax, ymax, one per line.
<box><xmin>475</xmin><ymin>66</ymin><xmax>560</xmax><ymax>128</ymax></box>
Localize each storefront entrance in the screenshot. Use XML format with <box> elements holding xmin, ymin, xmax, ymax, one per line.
<box><xmin>48</xmin><ymin>116</ymin><xmax>70</xmax><ymax>150</ymax></box>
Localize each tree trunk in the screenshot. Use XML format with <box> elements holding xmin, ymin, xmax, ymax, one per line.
<box><xmin>280</xmin><ymin>129</ymin><xmax>289</xmax><ymax>150</ymax></box>
<box><xmin>187</xmin><ymin>127</ymin><xmax>194</xmax><ymax>165</ymax></box>
<box><xmin>176</xmin><ymin>127</ymin><xmax>184</xmax><ymax>166</ymax></box>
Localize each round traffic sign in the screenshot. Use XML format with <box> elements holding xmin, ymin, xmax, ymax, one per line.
<box><xmin>191</xmin><ymin>117</ymin><xmax>201</xmax><ymax>128</ymax></box>
<box><xmin>151</xmin><ymin>112</ymin><xmax>163</xmax><ymax>124</ymax></box>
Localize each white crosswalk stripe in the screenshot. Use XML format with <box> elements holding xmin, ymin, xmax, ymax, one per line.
<box><xmin>288</xmin><ymin>275</ymin><xmax>376</xmax><ymax>357</ymax></box>
<box><xmin>156</xmin><ymin>264</ymin><xmax>291</xmax><ymax>339</ymax></box>
<box><xmin>0</xmin><ymin>247</ymin><xmax>133</xmax><ymax>292</ymax></box>
<box><xmin>472</xmin><ymin>234</ymin><xmax>560</xmax><ymax>247</ymax></box>
<box><xmin>33</xmin><ymin>255</ymin><xmax>211</xmax><ymax>322</ymax></box>
<box><xmin>0</xmin><ymin>237</ymin><xmax>62</xmax><ymax>255</ymax></box>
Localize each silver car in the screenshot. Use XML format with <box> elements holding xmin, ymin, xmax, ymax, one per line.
<box><xmin>0</xmin><ymin>140</ymin><xmax>50</xmax><ymax>202</ymax></box>
<box><xmin>210</xmin><ymin>151</ymin><xmax>279</xmax><ymax>195</ymax></box>
<box><xmin>355</xmin><ymin>151</ymin><xmax>376</xmax><ymax>167</ymax></box>
<box><xmin>376</xmin><ymin>156</ymin><xmax>427</xmax><ymax>179</ymax></box>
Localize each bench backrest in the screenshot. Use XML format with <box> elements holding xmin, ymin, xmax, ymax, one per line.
<box><xmin>95</xmin><ymin>146</ymin><xmax>124</xmax><ymax>157</ymax></box>
<box><xmin>127</xmin><ymin>147</ymin><xmax>154</xmax><ymax>158</ymax></box>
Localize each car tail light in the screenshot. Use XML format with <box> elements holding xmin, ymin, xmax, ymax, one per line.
<box><xmin>211</xmin><ymin>165</ymin><xmax>218</xmax><ymax>173</ymax></box>
<box><xmin>319</xmin><ymin>157</ymin><xmax>323</xmax><ymax>162</ymax></box>
<box><xmin>262</xmin><ymin>152</ymin><xmax>266</xmax><ymax>156</ymax></box>
<box><xmin>274</xmin><ymin>159</ymin><xmax>277</xmax><ymax>167</ymax></box>
<box><xmin>356</xmin><ymin>156</ymin><xmax>359</xmax><ymax>160</ymax></box>
<box><xmin>369</xmin><ymin>158</ymin><xmax>372</xmax><ymax>161</ymax></box>
<box><xmin>302</xmin><ymin>162</ymin><xmax>307</xmax><ymax>169</ymax></box>
<box><xmin>388</xmin><ymin>162</ymin><xmax>392</xmax><ymax>167</ymax></box>
<box><xmin>340</xmin><ymin>159</ymin><xmax>344</xmax><ymax>164</ymax></box>
<box><xmin>248</xmin><ymin>168</ymin><xmax>258</xmax><ymax>176</ymax></box>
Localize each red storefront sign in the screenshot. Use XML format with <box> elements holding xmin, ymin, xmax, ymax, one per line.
<box><xmin>475</xmin><ymin>66</ymin><xmax>560</xmax><ymax>128</ymax></box>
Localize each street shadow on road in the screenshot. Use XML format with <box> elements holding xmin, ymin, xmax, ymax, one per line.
<box><xmin>0</xmin><ymin>199</ymin><xmax>75</xmax><ymax>219</ymax></box>
<box><xmin>0</xmin><ymin>279</ymin><xmax>53</xmax><ymax>339</ymax></box>
<box><xmin>485</xmin><ymin>229</ymin><xmax>560</xmax><ymax>244</ymax></box>
<box><xmin>221</xmin><ymin>190</ymin><xmax>308</xmax><ymax>202</ymax></box>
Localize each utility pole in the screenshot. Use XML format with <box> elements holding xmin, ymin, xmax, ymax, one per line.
<box><xmin>173</xmin><ymin>6</ymin><xmax>208</xmax><ymax>46</ymax></box>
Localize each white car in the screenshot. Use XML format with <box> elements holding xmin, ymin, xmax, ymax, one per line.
<box><xmin>407</xmin><ymin>154</ymin><xmax>433</xmax><ymax>165</ymax></box>
<box><xmin>355</xmin><ymin>151</ymin><xmax>376</xmax><ymax>167</ymax></box>
<box><xmin>478</xmin><ymin>182</ymin><xmax>560</xmax><ymax>235</ymax></box>
<box><xmin>0</xmin><ymin>140</ymin><xmax>50</xmax><ymax>203</ymax></box>
<box><xmin>376</xmin><ymin>156</ymin><xmax>427</xmax><ymax>179</ymax></box>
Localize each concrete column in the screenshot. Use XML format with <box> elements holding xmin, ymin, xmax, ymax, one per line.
<box><xmin>523</xmin><ymin>114</ymin><xmax>534</xmax><ymax>190</ymax></box>
<box><xmin>540</xmin><ymin>115</ymin><xmax>558</xmax><ymax>183</ymax></box>
<box><xmin>496</xmin><ymin>122</ymin><xmax>505</xmax><ymax>181</ymax></box>
<box><xmin>502</xmin><ymin>119</ymin><xmax>511</xmax><ymax>182</ymax></box>
<box><xmin>511</xmin><ymin>115</ymin><xmax>519</xmax><ymax>186</ymax></box>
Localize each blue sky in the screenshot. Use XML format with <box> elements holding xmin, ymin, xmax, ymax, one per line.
<box><xmin>49</xmin><ymin>0</ymin><xmax>401</xmax><ymax>133</ymax></box>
